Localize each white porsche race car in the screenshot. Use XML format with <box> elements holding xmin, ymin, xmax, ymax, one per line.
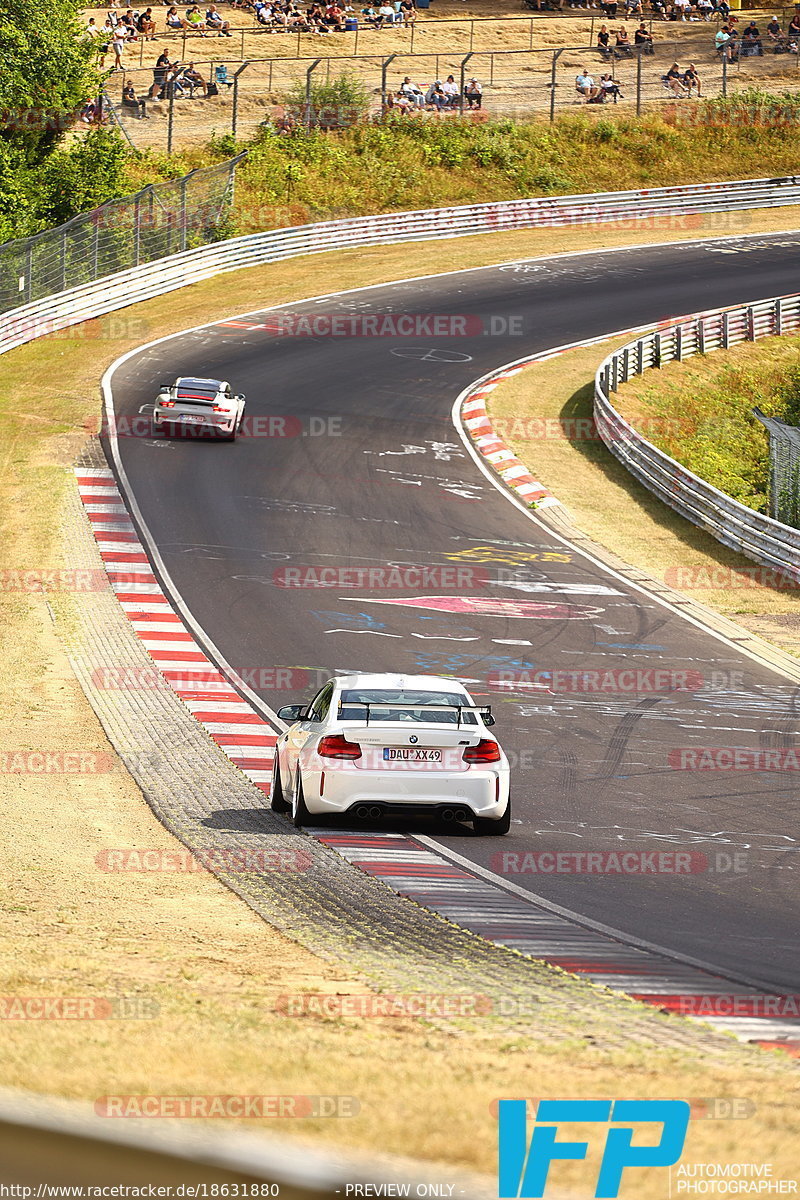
<box><xmin>153</xmin><ymin>376</ymin><xmax>246</xmax><ymax>440</ymax></box>
<box><xmin>271</xmin><ymin>673</ymin><xmax>511</xmax><ymax>835</ymax></box>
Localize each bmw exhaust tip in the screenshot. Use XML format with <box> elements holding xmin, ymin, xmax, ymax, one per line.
<box><xmin>354</xmin><ymin>805</ymin><xmax>371</xmax><ymax>819</ymax></box>
<box><xmin>368</xmin><ymin>805</ymin><xmax>383</xmax><ymax>819</ymax></box>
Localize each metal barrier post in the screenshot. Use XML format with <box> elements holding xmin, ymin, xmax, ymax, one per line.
<box><xmin>381</xmin><ymin>53</ymin><xmax>398</xmax><ymax>108</ymax></box>
<box><xmin>25</xmin><ymin>243</ymin><xmax>33</xmax><ymax>305</ymax></box>
<box><xmin>133</xmin><ymin>195</ymin><xmax>141</xmax><ymax>268</ymax></box>
<box><xmin>232</xmin><ymin>61</ymin><xmax>249</xmax><ymax>136</ymax></box>
<box><xmin>167</xmin><ymin>79</ymin><xmax>178</xmax><ymax>154</ymax></box>
<box><xmin>459</xmin><ymin>51</ymin><xmax>474</xmax><ymax>113</ymax></box>
<box><xmin>549</xmin><ymin>49</ymin><xmax>562</xmax><ymax>123</ymax></box>
<box><xmin>469</xmin><ymin>20</ymin><xmax>474</xmax><ymax>51</ymax></box>
<box><xmin>636</xmin><ymin>49</ymin><xmax>642</xmax><ymax>115</ymax></box>
<box><xmin>722</xmin><ymin>53</ymin><xmax>727</xmax><ymax>96</ymax></box>
<box><xmin>59</xmin><ymin>229</ymin><xmax>67</xmax><ymax>293</ymax></box>
<box><xmin>529</xmin><ymin>17</ymin><xmax>534</xmax><ymax>49</ymax></box>
<box><xmin>305</xmin><ymin>57</ymin><xmax>321</xmax><ymax>126</ymax></box>
<box><xmin>180</xmin><ymin>177</ymin><xmax>188</xmax><ymax>252</ymax></box>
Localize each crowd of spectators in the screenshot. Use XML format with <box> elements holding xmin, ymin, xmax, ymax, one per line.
<box><xmin>388</xmin><ymin>74</ymin><xmax>483</xmax><ymax>112</ymax></box>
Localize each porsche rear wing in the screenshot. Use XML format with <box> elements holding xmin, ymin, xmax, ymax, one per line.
<box><xmin>337</xmin><ymin>701</ymin><xmax>494</xmax><ymax>727</ymax></box>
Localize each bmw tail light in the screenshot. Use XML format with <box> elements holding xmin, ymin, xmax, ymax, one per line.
<box><xmin>160</xmin><ymin>400</ymin><xmax>175</xmax><ymax>408</ymax></box>
<box><xmin>318</xmin><ymin>734</ymin><xmax>362</xmax><ymax>760</ymax></box>
<box><xmin>463</xmin><ymin>739</ymin><xmax>500</xmax><ymax>763</ymax></box>
<box><xmin>212</xmin><ymin>404</ymin><xmax>228</xmax><ymax>413</ymax></box>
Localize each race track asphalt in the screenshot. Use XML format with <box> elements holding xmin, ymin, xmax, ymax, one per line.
<box><xmin>105</xmin><ymin>232</ymin><xmax>800</xmax><ymax>993</ymax></box>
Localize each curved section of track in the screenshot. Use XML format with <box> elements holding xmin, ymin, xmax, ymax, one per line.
<box><xmin>105</xmin><ymin>234</ymin><xmax>800</xmax><ymax>995</ymax></box>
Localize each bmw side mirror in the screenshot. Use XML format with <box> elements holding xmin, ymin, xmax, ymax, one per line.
<box><xmin>278</xmin><ymin>704</ymin><xmax>306</xmax><ymax>722</ymax></box>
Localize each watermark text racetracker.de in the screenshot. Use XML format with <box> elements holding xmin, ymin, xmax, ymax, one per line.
<box><xmin>491</xmin><ymin>850</ymin><xmax>748</xmax><ymax>875</ymax></box>
<box><xmin>245</xmin><ymin>312</ymin><xmax>524</xmax><ymax>338</ymax></box>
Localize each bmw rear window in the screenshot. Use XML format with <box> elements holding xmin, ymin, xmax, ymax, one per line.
<box><xmin>338</xmin><ymin>690</ymin><xmax>477</xmax><ymax>724</ymax></box>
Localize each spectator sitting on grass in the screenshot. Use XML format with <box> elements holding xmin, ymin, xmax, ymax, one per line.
<box><xmin>696</xmin><ymin>0</ymin><xmax>713</xmax><ymax>20</ymax></box>
<box><xmin>122</xmin><ymin>81</ymin><xmax>149</xmax><ymax>116</ymax></box>
<box><xmin>181</xmin><ymin>61</ymin><xmax>208</xmax><ymax>93</ymax></box>
<box><xmin>787</xmin><ymin>14</ymin><xmax>800</xmax><ymax>47</ymax></box>
<box><xmin>681</xmin><ymin>61</ymin><xmax>700</xmax><ymax>92</ymax></box>
<box><xmin>597</xmin><ymin>23</ymin><xmax>613</xmax><ymax>56</ymax></box>
<box><xmin>425</xmin><ymin>80</ymin><xmax>446</xmax><ymax>109</ymax></box>
<box><xmin>136</xmin><ymin>7</ymin><xmax>156</xmax><ymax>38</ymax></box>
<box><xmin>166</xmin><ymin>6</ymin><xmax>188</xmax><ymax>27</ymax></box>
<box><xmin>376</xmin><ymin>1</ymin><xmax>395</xmax><ymax>24</ymax></box>
<box><xmin>206</xmin><ymin>4</ymin><xmax>232</xmax><ymax>33</ymax></box>
<box><xmin>185</xmin><ymin>6</ymin><xmax>207</xmax><ymax>33</ymax></box>
<box><xmin>442</xmin><ymin>75</ymin><xmax>459</xmax><ymax>106</ymax></box>
<box><xmin>766</xmin><ymin>16</ymin><xmax>782</xmax><ymax>41</ymax></box>
<box><xmin>601</xmin><ymin>71</ymin><xmax>624</xmax><ymax>99</ymax></box>
<box><xmin>399</xmin><ymin>76</ymin><xmax>425</xmax><ymax>107</ymax></box>
<box><xmin>464</xmin><ymin>77</ymin><xmax>482</xmax><ymax>108</ymax></box>
<box><xmin>615</xmin><ymin>25</ymin><xmax>632</xmax><ymax>52</ymax></box>
<box><xmin>575</xmin><ymin>67</ymin><xmax>597</xmax><ymax>98</ymax></box>
<box><xmin>325</xmin><ymin>2</ymin><xmax>345</xmax><ymax>27</ymax></box>
<box><xmin>664</xmin><ymin>61</ymin><xmax>686</xmax><ymax>93</ymax></box>
<box><xmin>634</xmin><ymin>21</ymin><xmax>654</xmax><ymax>51</ymax></box>
<box><xmin>741</xmin><ymin>20</ymin><xmax>763</xmax><ymax>54</ymax></box>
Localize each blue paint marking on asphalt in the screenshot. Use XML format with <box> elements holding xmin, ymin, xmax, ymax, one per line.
<box><xmin>597</xmin><ymin>642</ymin><xmax>667</xmax><ymax>650</ymax></box>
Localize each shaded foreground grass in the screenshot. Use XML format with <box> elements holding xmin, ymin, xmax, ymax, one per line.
<box><xmin>1</xmin><ymin>219</ymin><xmax>800</xmax><ymax>1190</ymax></box>
<box><xmin>488</xmin><ymin>336</ymin><xmax>800</xmax><ymax>654</ymax></box>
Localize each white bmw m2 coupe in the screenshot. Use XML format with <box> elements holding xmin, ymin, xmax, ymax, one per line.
<box><xmin>270</xmin><ymin>674</ymin><xmax>511</xmax><ymax>835</ymax></box>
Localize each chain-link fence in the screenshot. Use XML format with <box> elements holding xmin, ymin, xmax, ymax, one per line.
<box><xmin>100</xmin><ymin>30</ymin><xmax>800</xmax><ymax>152</ymax></box>
<box><xmin>0</xmin><ymin>155</ymin><xmax>245</xmax><ymax>314</ymax></box>
<box><xmin>753</xmin><ymin>407</ymin><xmax>800</xmax><ymax>527</ymax></box>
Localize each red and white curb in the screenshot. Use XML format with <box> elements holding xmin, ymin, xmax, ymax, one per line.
<box><xmin>460</xmin><ymin>357</ymin><xmax>564</xmax><ymax>510</ymax></box>
<box><xmin>76</xmin><ymin>467</ymin><xmax>277</xmax><ymax>794</ymax></box>
<box><xmin>76</xmin><ymin>466</ymin><xmax>799</xmax><ymax>1053</ymax></box>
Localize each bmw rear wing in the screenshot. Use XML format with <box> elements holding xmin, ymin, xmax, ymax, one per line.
<box><xmin>337</xmin><ymin>701</ymin><xmax>494</xmax><ymax>727</ymax></box>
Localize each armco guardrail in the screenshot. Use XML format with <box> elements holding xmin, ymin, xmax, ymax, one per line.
<box><xmin>3</xmin><ymin>174</ymin><xmax>800</xmax><ymax>358</ymax></box>
<box><xmin>0</xmin><ymin>1087</ymin><xmax>408</xmax><ymax>1192</ymax></box>
<box><xmin>594</xmin><ymin>293</ymin><xmax>800</xmax><ymax>584</ymax></box>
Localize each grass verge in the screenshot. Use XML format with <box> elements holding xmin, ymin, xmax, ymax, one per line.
<box><xmin>613</xmin><ymin>332</ymin><xmax>800</xmax><ymax>516</ymax></box>
<box><xmin>1</xmin><ymin>216</ymin><xmax>799</xmax><ymax>1191</ymax></box>
<box><xmin>488</xmin><ymin>330</ymin><xmax>800</xmax><ymax>655</ymax></box>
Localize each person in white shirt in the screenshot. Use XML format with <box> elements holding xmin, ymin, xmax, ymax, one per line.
<box><xmin>442</xmin><ymin>75</ymin><xmax>459</xmax><ymax>106</ymax></box>
<box><xmin>377</xmin><ymin>2</ymin><xmax>395</xmax><ymax>25</ymax></box>
<box><xmin>399</xmin><ymin>76</ymin><xmax>424</xmax><ymax>107</ymax></box>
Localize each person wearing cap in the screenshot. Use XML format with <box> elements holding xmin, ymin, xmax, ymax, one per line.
<box><xmin>425</xmin><ymin>80</ymin><xmax>446</xmax><ymax>109</ymax></box>
<box><xmin>399</xmin><ymin>76</ymin><xmax>424</xmax><ymax>107</ymax></box>
<box><xmin>464</xmin><ymin>76</ymin><xmax>482</xmax><ymax>108</ymax></box>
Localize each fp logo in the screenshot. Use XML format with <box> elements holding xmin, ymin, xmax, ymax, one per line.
<box><xmin>498</xmin><ymin>1099</ymin><xmax>690</xmax><ymax>1198</ymax></box>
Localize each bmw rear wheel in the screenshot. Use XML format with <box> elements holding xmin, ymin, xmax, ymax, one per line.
<box><xmin>474</xmin><ymin>797</ymin><xmax>511</xmax><ymax>836</ymax></box>
<box><xmin>292</xmin><ymin>775</ymin><xmax>312</xmax><ymax>828</ymax></box>
<box><xmin>270</xmin><ymin>759</ymin><xmax>290</xmax><ymax>813</ymax></box>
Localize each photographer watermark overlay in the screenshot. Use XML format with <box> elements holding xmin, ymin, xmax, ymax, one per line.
<box><xmin>0</xmin><ymin>751</ymin><xmax>114</xmax><ymax>774</ymax></box>
<box><xmin>672</xmin><ymin>1161</ymin><xmax>798</xmax><ymax>1193</ymax></box>
<box><xmin>487</xmin><ymin>667</ymin><xmax>704</xmax><ymax>694</ymax></box>
<box><xmin>95</xmin><ymin>1095</ymin><xmax>359</xmax><ymax>1118</ymax></box>
<box><xmin>90</xmin><ymin>665</ymin><xmax>324</xmax><ymax>692</ymax></box>
<box><xmin>0</xmin><ymin>997</ymin><xmax>158</xmax><ymax>1020</ymax></box>
<box><xmin>272</xmin><ymin>564</ymin><xmax>489</xmax><ymax>589</ymax></box>
<box><xmin>490</xmin><ymin>850</ymin><xmax>748</xmax><ymax>875</ymax></box>
<box><xmin>275</xmin><ymin>993</ymin><xmax>493</xmax><ymax>1019</ymax></box>
<box><xmin>1</xmin><ymin>569</ymin><xmax>112</xmax><ymax>593</ymax></box>
<box><xmin>669</xmin><ymin>748</ymin><xmax>800</xmax><ymax>771</ymax></box>
<box><xmin>488</xmin><ymin>1098</ymin><xmax>755</xmax><ymax>1120</ymax></box>
<box><xmin>665</xmin><ymin>566</ymin><xmax>800</xmax><ymax>592</ymax></box>
<box><xmin>99</xmin><ymin>414</ymin><xmax>343</xmax><ymax>439</ymax></box>
<box><xmin>252</xmin><ymin>312</ymin><xmax>524</xmax><ymax>338</ymax></box>
<box><xmin>96</xmin><ymin>847</ymin><xmax>312</xmax><ymax>873</ymax></box>
<box><xmin>648</xmin><ymin>995</ymin><xmax>800</xmax><ymax>1019</ymax></box>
